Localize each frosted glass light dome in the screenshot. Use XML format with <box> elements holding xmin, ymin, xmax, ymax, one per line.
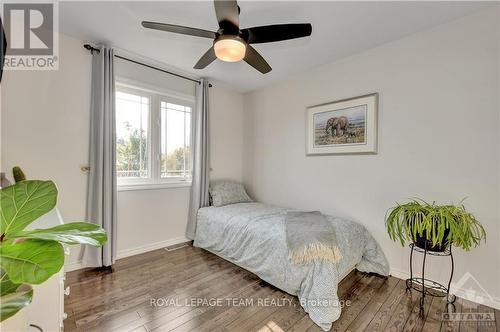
<box><xmin>214</xmin><ymin>38</ymin><xmax>246</xmax><ymax>62</ymax></box>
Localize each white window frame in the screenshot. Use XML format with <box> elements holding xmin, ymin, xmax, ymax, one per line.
<box><xmin>115</xmin><ymin>78</ymin><xmax>195</xmax><ymax>191</ymax></box>
<box><xmin>159</xmin><ymin>96</ymin><xmax>194</xmax><ymax>183</ymax></box>
<box><xmin>115</xmin><ymin>85</ymin><xmax>153</xmax><ymax>187</ymax></box>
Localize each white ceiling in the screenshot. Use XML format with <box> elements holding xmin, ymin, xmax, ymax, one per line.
<box><xmin>60</xmin><ymin>1</ymin><xmax>491</xmax><ymax>92</ymax></box>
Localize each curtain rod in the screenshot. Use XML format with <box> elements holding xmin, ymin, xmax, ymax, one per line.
<box><xmin>83</xmin><ymin>44</ymin><xmax>211</xmax><ymax>87</ymax></box>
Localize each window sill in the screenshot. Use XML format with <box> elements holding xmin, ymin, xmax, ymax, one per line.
<box><xmin>117</xmin><ymin>182</ymin><xmax>192</xmax><ymax>192</ymax></box>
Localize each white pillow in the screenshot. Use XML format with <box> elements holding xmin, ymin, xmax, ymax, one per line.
<box><xmin>209</xmin><ymin>180</ymin><xmax>252</xmax><ymax>207</ymax></box>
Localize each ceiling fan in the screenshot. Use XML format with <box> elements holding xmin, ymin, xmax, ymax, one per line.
<box><xmin>142</xmin><ymin>0</ymin><xmax>312</xmax><ymax>74</ymax></box>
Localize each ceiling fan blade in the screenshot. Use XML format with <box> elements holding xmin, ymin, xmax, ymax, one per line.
<box><xmin>194</xmin><ymin>47</ymin><xmax>217</xmax><ymax>69</ymax></box>
<box><xmin>142</xmin><ymin>21</ymin><xmax>216</xmax><ymax>39</ymax></box>
<box><xmin>241</xmin><ymin>23</ymin><xmax>312</xmax><ymax>44</ymax></box>
<box><xmin>244</xmin><ymin>45</ymin><xmax>272</xmax><ymax>74</ymax></box>
<box><xmin>214</xmin><ymin>0</ymin><xmax>239</xmax><ymax>32</ymax></box>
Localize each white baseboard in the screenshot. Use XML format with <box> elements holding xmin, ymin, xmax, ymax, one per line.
<box><xmin>389</xmin><ymin>267</ymin><xmax>409</xmax><ymax>281</ymax></box>
<box><xmin>64</xmin><ymin>236</ymin><xmax>190</xmax><ymax>272</ymax></box>
<box><xmin>116</xmin><ymin>236</ymin><xmax>190</xmax><ymax>259</ymax></box>
<box><xmin>390</xmin><ymin>268</ymin><xmax>500</xmax><ymax>310</ymax></box>
<box><xmin>64</xmin><ymin>262</ymin><xmax>84</xmax><ymax>272</ymax></box>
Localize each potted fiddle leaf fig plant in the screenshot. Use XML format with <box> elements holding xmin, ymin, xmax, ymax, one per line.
<box><xmin>385</xmin><ymin>199</ymin><xmax>486</xmax><ymax>252</ymax></box>
<box><xmin>0</xmin><ymin>179</ymin><xmax>107</xmax><ymax>322</ymax></box>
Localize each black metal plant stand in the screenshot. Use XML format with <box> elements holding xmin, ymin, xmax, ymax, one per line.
<box><xmin>405</xmin><ymin>242</ymin><xmax>456</xmax><ymax>316</ymax></box>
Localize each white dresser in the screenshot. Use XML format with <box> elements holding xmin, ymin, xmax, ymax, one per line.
<box><xmin>1</xmin><ymin>209</ymin><xmax>68</xmax><ymax>332</ymax></box>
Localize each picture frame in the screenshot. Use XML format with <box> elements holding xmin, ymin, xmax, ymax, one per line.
<box><xmin>306</xmin><ymin>93</ymin><xmax>378</xmax><ymax>155</ymax></box>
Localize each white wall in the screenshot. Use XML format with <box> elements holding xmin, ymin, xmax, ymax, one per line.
<box><xmin>243</xmin><ymin>8</ymin><xmax>500</xmax><ymax>305</ymax></box>
<box><xmin>210</xmin><ymin>83</ymin><xmax>244</xmax><ymax>181</ymax></box>
<box><xmin>115</xmin><ymin>55</ymin><xmax>196</xmax><ymax>96</ymax></box>
<box><xmin>1</xmin><ymin>33</ymin><xmax>245</xmax><ymax>267</ymax></box>
<box><xmin>1</xmin><ymin>34</ymin><xmax>92</xmax><ymax>266</ymax></box>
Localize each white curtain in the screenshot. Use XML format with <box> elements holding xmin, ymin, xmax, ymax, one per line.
<box><xmin>186</xmin><ymin>79</ymin><xmax>210</xmax><ymax>239</ymax></box>
<box><xmin>82</xmin><ymin>47</ymin><xmax>117</xmax><ymax>267</ymax></box>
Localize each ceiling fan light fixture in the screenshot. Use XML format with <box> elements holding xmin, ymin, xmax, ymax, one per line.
<box><xmin>142</xmin><ymin>0</ymin><xmax>313</xmax><ymax>73</ymax></box>
<box><xmin>214</xmin><ymin>37</ymin><xmax>246</xmax><ymax>62</ymax></box>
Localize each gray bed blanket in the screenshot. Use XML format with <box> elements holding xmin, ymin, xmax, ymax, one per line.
<box><xmin>286</xmin><ymin>211</ymin><xmax>342</xmax><ymax>265</ymax></box>
<box><xmin>193</xmin><ymin>203</ymin><xmax>389</xmax><ymax>331</ymax></box>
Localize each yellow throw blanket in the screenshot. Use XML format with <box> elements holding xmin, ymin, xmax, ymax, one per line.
<box><xmin>286</xmin><ymin>211</ymin><xmax>342</xmax><ymax>265</ymax></box>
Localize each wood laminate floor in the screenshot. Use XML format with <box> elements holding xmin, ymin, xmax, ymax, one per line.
<box><xmin>65</xmin><ymin>244</ymin><xmax>499</xmax><ymax>332</ymax></box>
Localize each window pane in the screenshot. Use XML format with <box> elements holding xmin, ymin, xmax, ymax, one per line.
<box><xmin>185</xmin><ymin>111</ymin><xmax>191</xmax><ymax>178</ymax></box>
<box><xmin>116</xmin><ymin>91</ymin><xmax>149</xmax><ymax>179</ymax></box>
<box><xmin>160</xmin><ymin>102</ymin><xmax>191</xmax><ymax>178</ymax></box>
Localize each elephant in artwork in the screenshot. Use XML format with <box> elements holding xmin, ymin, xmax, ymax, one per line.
<box><xmin>325</xmin><ymin>116</ymin><xmax>349</xmax><ymax>137</ymax></box>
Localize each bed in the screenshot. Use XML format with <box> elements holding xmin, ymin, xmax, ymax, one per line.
<box><xmin>193</xmin><ymin>202</ymin><xmax>389</xmax><ymax>331</ymax></box>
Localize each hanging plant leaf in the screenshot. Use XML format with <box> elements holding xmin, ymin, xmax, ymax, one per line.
<box><xmin>0</xmin><ymin>180</ymin><xmax>57</xmax><ymax>235</ymax></box>
<box><xmin>7</xmin><ymin>222</ymin><xmax>107</xmax><ymax>246</ymax></box>
<box><xmin>0</xmin><ymin>284</ymin><xmax>33</xmax><ymax>322</ymax></box>
<box><xmin>385</xmin><ymin>199</ymin><xmax>485</xmax><ymax>251</ymax></box>
<box><xmin>0</xmin><ymin>239</ymin><xmax>64</xmax><ymax>284</ymax></box>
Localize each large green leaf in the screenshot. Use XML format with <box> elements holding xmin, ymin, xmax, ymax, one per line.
<box><xmin>0</xmin><ymin>270</ymin><xmax>21</xmax><ymax>296</ymax></box>
<box><xmin>0</xmin><ymin>284</ymin><xmax>33</xmax><ymax>322</ymax></box>
<box><xmin>0</xmin><ymin>239</ymin><xmax>64</xmax><ymax>284</ymax></box>
<box><xmin>0</xmin><ymin>181</ymin><xmax>57</xmax><ymax>235</ymax></box>
<box><xmin>7</xmin><ymin>222</ymin><xmax>108</xmax><ymax>246</ymax></box>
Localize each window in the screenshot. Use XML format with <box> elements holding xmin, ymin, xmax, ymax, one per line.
<box><xmin>115</xmin><ymin>83</ymin><xmax>194</xmax><ymax>189</ymax></box>
<box><xmin>116</xmin><ymin>90</ymin><xmax>150</xmax><ymax>180</ymax></box>
<box><xmin>160</xmin><ymin>101</ymin><xmax>191</xmax><ymax>178</ymax></box>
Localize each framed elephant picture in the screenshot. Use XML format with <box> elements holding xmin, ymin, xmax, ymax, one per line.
<box><xmin>306</xmin><ymin>93</ymin><xmax>378</xmax><ymax>155</ymax></box>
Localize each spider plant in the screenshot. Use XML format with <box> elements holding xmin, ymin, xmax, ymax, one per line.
<box><xmin>385</xmin><ymin>199</ymin><xmax>486</xmax><ymax>251</ymax></box>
